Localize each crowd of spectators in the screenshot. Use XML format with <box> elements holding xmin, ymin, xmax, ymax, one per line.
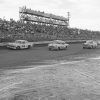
<box><xmin>0</xmin><ymin>18</ymin><xmax>100</xmax><ymax>42</ymax></box>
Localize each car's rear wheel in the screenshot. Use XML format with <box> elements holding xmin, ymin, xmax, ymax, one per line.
<box><xmin>88</xmin><ymin>46</ymin><xmax>91</xmax><ymax>49</ymax></box>
<box><xmin>91</xmin><ymin>45</ymin><xmax>94</xmax><ymax>49</ymax></box>
<box><xmin>94</xmin><ymin>45</ymin><xmax>97</xmax><ymax>49</ymax></box>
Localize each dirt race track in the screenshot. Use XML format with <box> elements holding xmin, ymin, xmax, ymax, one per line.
<box><xmin>1</xmin><ymin>43</ymin><xmax>100</xmax><ymax>100</ymax></box>
<box><xmin>0</xmin><ymin>43</ymin><xmax>100</xmax><ymax>69</ymax></box>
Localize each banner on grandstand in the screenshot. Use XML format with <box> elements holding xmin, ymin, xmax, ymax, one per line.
<box><xmin>19</xmin><ymin>6</ymin><xmax>68</xmax><ymax>26</ymax></box>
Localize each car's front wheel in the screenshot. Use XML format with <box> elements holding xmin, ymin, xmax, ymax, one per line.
<box><xmin>58</xmin><ymin>47</ymin><xmax>60</xmax><ymax>50</ymax></box>
<box><xmin>28</xmin><ymin>45</ymin><xmax>31</xmax><ymax>49</ymax></box>
<box><xmin>83</xmin><ymin>46</ymin><xmax>85</xmax><ymax>49</ymax></box>
<box><xmin>65</xmin><ymin>46</ymin><xmax>68</xmax><ymax>49</ymax></box>
<box><xmin>49</xmin><ymin>48</ymin><xmax>52</xmax><ymax>51</ymax></box>
<box><xmin>16</xmin><ymin>46</ymin><xmax>20</xmax><ymax>50</ymax></box>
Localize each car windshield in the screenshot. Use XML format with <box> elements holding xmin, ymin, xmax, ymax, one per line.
<box><xmin>52</xmin><ymin>40</ymin><xmax>65</xmax><ymax>44</ymax></box>
<box><xmin>86</xmin><ymin>41</ymin><xmax>93</xmax><ymax>44</ymax></box>
<box><xmin>15</xmin><ymin>40</ymin><xmax>27</xmax><ymax>44</ymax></box>
<box><xmin>15</xmin><ymin>41</ymin><xmax>21</xmax><ymax>43</ymax></box>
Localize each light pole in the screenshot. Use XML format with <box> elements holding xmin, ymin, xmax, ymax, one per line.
<box><xmin>67</xmin><ymin>12</ymin><xmax>70</xmax><ymax>27</ymax></box>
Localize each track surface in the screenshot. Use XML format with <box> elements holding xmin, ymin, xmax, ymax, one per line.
<box><xmin>1</xmin><ymin>43</ymin><xmax>100</xmax><ymax>100</ymax></box>
<box><xmin>0</xmin><ymin>43</ymin><xmax>100</xmax><ymax>69</ymax></box>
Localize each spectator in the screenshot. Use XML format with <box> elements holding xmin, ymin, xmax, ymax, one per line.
<box><xmin>0</xmin><ymin>17</ymin><xmax>100</xmax><ymax>42</ymax></box>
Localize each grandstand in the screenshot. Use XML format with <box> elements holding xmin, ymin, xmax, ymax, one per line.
<box><xmin>0</xmin><ymin>6</ymin><xmax>100</xmax><ymax>42</ymax></box>
<box><xmin>19</xmin><ymin>6</ymin><xmax>69</xmax><ymax>26</ymax></box>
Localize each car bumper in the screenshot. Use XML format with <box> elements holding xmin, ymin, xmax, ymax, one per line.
<box><xmin>48</xmin><ymin>46</ymin><xmax>57</xmax><ymax>50</ymax></box>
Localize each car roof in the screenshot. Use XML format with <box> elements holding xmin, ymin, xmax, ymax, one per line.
<box><xmin>53</xmin><ymin>40</ymin><xmax>65</xmax><ymax>43</ymax></box>
<box><xmin>15</xmin><ymin>40</ymin><xmax>28</xmax><ymax>42</ymax></box>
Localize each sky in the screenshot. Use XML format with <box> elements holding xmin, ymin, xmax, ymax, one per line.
<box><xmin>0</xmin><ymin>0</ymin><xmax>100</xmax><ymax>31</ymax></box>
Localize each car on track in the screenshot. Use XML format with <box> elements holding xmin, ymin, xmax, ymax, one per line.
<box><xmin>48</xmin><ymin>40</ymin><xmax>69</xmax><ymax>50</ymax></box>
<box><xmin>83</xmin><ymin>40</ymin><xmax>98</xmax><ymax>49</ymax></box>
<box><xmin>7</xmin><ymin>40</ymin><xmax>33</xmax><ymax>50</ymax></box>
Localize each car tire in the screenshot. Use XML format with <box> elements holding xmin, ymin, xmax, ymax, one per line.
<box><xmin>58</xmin><ymin>47</ymin><xmax>60</xmax><ymax>50</ymax></box>
<box><xmin>91</xmin><ymin>46</ymin><xmax>93</xmax><ymax>49</ymax></box>
<box><xmin>49</xmin><ymin>48</ymin><xmax>52</xmax><ymax>51</ymax></box>
<box><xmin>28</xmin><ymin>45</ymin><xmax>31</xmax><ymax>49</ymax></box>
<box><xmin>83</xmin><ymin>47</ymin><xmax>85</xmax><ymax>49</ymax></box>
<box><xmin>16</xmin><ymin>46</ymin><xmax>20</xmax><ymax>50</ymax></box>
<box><xmin>93</xmin><ymin>46</ymin><xmax>95</xmax><ymax>49</ymax></box>
<box><xmin>89</xmin><ymin>47</ymin><xmax>91</xmax><ymax>49</ymax></box>
<box><xmin>94</xmin><ymin>45</ymin><xmax>97</xmax><ymax>49</ymax></box>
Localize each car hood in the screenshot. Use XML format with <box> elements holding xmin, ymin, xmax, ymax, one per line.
<box><xmin>48</xmin><ymin>43</ymin><xmax>56</xmax><ymax>46</ymax></box>
<box><xmin>83</xmin><ymin>42</ymin><xmax>91</xmax><ymax>44</ymax></box>
<box><xmin>83</xmin><ymin>43</ymin><xmax>95</xmax><ymax>46</ymax></box>
<box><xmin>65</xmin><ymin>44</ymin><xmax>69</xmax><ymax>46</ymax></box>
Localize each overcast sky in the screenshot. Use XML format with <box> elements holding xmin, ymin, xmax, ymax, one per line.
<box><xmin>0</xmin><ymin>0</ymin><xmax>100</xmax><ymax>31</ymax></box>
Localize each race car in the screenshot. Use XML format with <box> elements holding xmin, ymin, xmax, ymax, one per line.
<box><xmin>48</xmin><ymin>40</ymin><xmax>69</xmax><ymax>51</ymax></box>
<box><xmin>83</xmin><ymin>40</ymin><xmax>98</xmax><ymax>49</ymax></box>
<box><xmin>7</xmin><ymin>40</ymin><xmax>33</xmax><ymax>50</ymax></box>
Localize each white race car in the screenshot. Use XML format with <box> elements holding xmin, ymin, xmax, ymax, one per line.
<box><xmin>7</xmin><ymin>40</ymin><xmax>33</xmax><ymax>50</ymax></box>
<box><xmin>83</xmin><ymin>40</ymin><xmax>98</xmax><ymax>49</ymax></box>
<box><xmin>48</xmin><ymin>40</ymin><xmax>69</xmax><ymax>50</ymax></box>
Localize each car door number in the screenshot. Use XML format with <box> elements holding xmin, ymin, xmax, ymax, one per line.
<box><xmin>22</xmin><ymin>45</ymin><xmax>25</xmax><ymax>47</ymax></box>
